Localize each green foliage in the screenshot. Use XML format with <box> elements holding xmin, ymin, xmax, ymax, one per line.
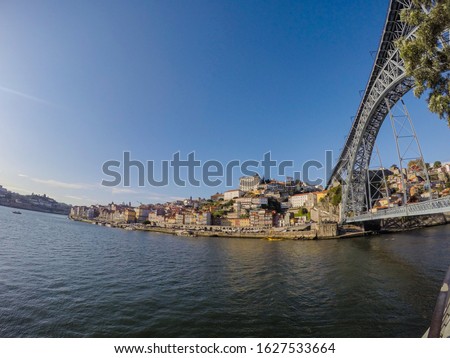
<box><xmin>328</xmin><ymin>185</ymin><xmax>342</xmax><ymax>207</ymax></box>
<box><xmin>396</xmin><ymin>0</ymin><xmax>450</xmax><ymax>125</ymax></box>
<box><xmin>294</xmin><ymin>208</ymin><xmax>311</xmax><ymax>221</ymax></box>
<box><xmin>223</xmin><ymin>200</ymin><xmax>234</xmax><ymax>207</ymax></box>
<box><xmin>294</xmin><ymin>208</ymin><xmax>310</xmax><ymax>221</ymax></box>
<box><xmin>143</xmin><ymin>220</ymin><xmax>151</xmax><ymax>225</ymax></box>
<box><xmin>294</xmin><ymin>208</ymin><xmax>308</xmax><ymax>217</ymax></box>
<box><xmin>434</xmin><ymin>160</ymin><xmax>442</xmax><ymax>168</ymax></box>
<box><xmin>212</xmin><ymin>210</ymin><xmax>225</xmax><ymax>217</ymax></box>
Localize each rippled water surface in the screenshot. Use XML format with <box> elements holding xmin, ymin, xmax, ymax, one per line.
<box><xmin>0</xmin><ymin>205</ymin><xmax>449</xmax><ymax>337</ymax></box>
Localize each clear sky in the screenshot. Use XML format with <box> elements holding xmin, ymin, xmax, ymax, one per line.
<box><xmin>0</xmin><ymin>0</ymin><xmax>449</xmax><ymax>205</ymax></box>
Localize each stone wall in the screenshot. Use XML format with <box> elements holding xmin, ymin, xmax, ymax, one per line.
<box><xmin>312</xmin><ymin>222</ymin><xmax>338</xmax><ymax>238</ymax></box>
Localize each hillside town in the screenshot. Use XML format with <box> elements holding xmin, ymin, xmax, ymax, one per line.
<box><xmin>0</xmin><ymin>185</ymin><xmax>71</xmax><ymax>215</ymax></box>
<box><xmin>69</xmin><ymin>160</ymin><xmax>450</xmax><ymax>238</ymax></box>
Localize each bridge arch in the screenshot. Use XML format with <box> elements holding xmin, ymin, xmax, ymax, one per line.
<box><xmin>327</xmin><ymin>0</ymin><xmax>420</xmax><ymax>221</ymax></box>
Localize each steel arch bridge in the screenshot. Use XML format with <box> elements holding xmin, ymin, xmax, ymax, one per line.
<box><xmin>327</xmin><ymin>0</ymin><xmax>450</xmax><ymax>223</ymax></box>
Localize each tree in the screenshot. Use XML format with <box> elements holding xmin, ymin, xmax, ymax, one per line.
<box><xmin>396</xmin><ymin>0</ymin><xmax>450</xmax><ymax>125</ymax></box>
<box><xmin>223</xmin><ymin>200</ymin><xmax>234</xmax><ymax>207</ymax></box>
<box><xmin>327</xmin><ymin>185</ymin><xmax>342</xmax><ymax>207</ymax></box>
<box><xmin>434</xmin><ymin>160</ymin><xmax>442</xmax><ymax>168</ymax></box>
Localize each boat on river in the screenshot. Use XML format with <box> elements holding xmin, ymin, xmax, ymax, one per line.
<box><xmin>12</xmin><ymin>211</ymin><xmax>22</xmax><ymax>214</ymax></box>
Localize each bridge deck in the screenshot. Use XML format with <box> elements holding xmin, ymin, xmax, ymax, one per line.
<box><xmin>345</xmin><ymin>197</ymin><xmax>450</xmax><ymax>223</ymax></box>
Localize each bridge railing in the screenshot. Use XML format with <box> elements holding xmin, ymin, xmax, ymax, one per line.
<box><xmin>346</xmin><ymin>196</ymin><xmax>450</xmax><ymax>222</ymax></box>
<box><xmin>427</xmin><ymin>264</ymin><xmax>450</xmax><ymax>338</ymax></box>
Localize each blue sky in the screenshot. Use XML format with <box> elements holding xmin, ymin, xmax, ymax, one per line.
<box><xmin>0</xmin><ymin>0</ymin><xmax>449</xmax><ymax>205</ymax></box>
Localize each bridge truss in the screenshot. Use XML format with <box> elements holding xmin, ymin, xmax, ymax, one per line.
<box><xmin>327</xmin><ymin>0</ymin><xmax>450</xmax><ymax>223</ymax></box>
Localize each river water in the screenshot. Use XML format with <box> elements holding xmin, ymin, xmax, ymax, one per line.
<box><xmin>0</xmin><ymin>205</ymin><xmax>449</xmax><ymax>338</ymax></box>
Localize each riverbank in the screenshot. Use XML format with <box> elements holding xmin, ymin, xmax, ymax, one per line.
<box><xmin>69</xmin><ymin>212</ymin><xmax>450</xmax><ymax>241</ymax></box>
<box><xmin>69</xmin><ymin>216</ymin><xmax>371</xmax><ymax>240</ymax></box>
<box><xmin>0</xmin><ymin>204</ymin><xmax>69</xmax><ymax>216</ymax></box>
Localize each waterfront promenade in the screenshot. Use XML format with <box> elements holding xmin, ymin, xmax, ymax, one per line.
<box><xmin>70</xmin><ymin>216</ymin><xmax>341</xmax><ymax>240</ymax></box>
<box><xmin>69</xmin><ymin>214</ymin><xmax>450</xmax><ymax>241</ymax></box>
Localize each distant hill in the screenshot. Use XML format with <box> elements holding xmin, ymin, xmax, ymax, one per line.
<box><xmin>0</xmin><ymin>185</ymin><xmax>71</xmax><ymax>215</ymax></box>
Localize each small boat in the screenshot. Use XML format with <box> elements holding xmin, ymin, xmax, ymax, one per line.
<box><xmin>12</xmin><ymin>211</ymin><xmax>22</xmax><ymax>214</ymax></box>
<box><xmin>266</xmin><ymin>237</ymin><xmax>283</xmax><ymax>241</ymax></box>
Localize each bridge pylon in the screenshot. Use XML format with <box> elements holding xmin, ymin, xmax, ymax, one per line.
<box><xmin>327</xmin><ymin>0</ymin><xmax>450</xmax><ymax>223</ymax></box>
<box><xmin>327</xmin><ymin>0</ymin><xmax>417</xmax><ymax>223</ymax></box>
